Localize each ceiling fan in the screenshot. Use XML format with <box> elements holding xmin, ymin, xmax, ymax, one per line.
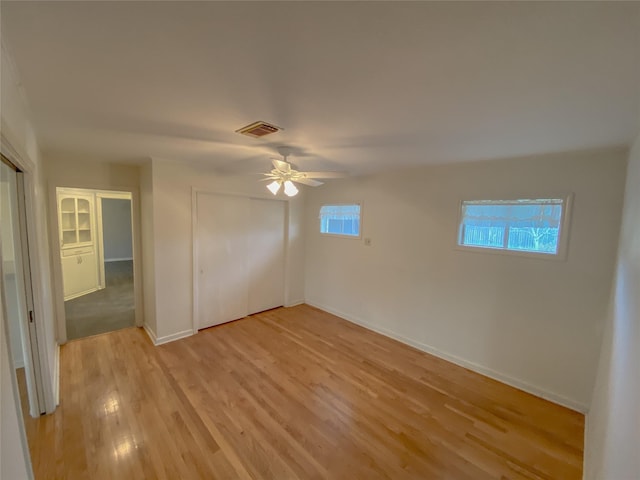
<box><xmin>263</xmin><ymin>146</ymin><xmax>347</xmax><ymax>197</ymax></box>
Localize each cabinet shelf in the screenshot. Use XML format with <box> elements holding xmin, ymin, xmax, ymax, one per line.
<box><xmin>59</xmin><ymin>195</ymin><xmax>93</xmax><ymax>248</ymax></box>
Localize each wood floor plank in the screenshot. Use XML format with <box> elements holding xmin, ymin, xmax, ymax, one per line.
<box><xmin>22</xmin><ymin>304</ymin><xmax>584</xmax><ymax>479</ymax></box>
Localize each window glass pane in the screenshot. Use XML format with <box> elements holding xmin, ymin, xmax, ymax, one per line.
<box><xmin>319</xmin><ymin>204</ymin><xmax>361</xmax><ymax>237</ymax></box>
<box><xmin>458</xmin><ymin>199</ymin><xmax>564</xmax><ymax>255</ymax></box>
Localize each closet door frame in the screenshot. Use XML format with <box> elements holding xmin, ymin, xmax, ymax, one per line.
<box><xmin>191</xmin><ymin>188</ymin><xmax>290</xmax><ymax>333</ymax></box>
<box><xmin>1</xmin><ymin>134</ymin><xmax>56</xmax><ymax>415</ymax></box>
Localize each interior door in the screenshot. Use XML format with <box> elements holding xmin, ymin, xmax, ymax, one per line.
<box><xmin>196</xmin><ymin>193</ymin><xmax>249</xmax><ymax>329</ymax></box>
<box><xmin>248</xmin><ymin>198</ymin><xmax>285</xmax><ymax>314</ymax></box>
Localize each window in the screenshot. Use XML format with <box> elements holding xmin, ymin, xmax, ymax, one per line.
<box><xmin>457</xmin><ymin>198</ymin><xmax>569</xmax><ymax>256</ymax></box>
<box><xmin>319</xmin><ymin>204</ymin><xmax>361</xmax><ymax>237</ymax></box>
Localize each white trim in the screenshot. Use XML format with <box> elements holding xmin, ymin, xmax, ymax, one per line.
<box><xmin>54</xmin><ymin>344</ymin><xmax>60</xmax><ymax>406</ymax></box>
<box><xmin>284</xmin><ymin>299</ymin><xmax>305</xmax><ymax>308</ymax></box>
<box><xmin>63</xmin><ymin>286</ymin><xmax>99</xmax><ymax>302</ymax></box>
<box><xmin>191</xmin><ymin>186</ymin><xmax>297</xmax><ymax>202</ymax></box>
<box><xmin>14</xmin><ymin>167</ymin><xmax>48</xmax><ymax>415</ymax></box>
<box><xmin>2</xmin><ymin>135</ymin><xmax>56</xmax><ymax>418</ymax></box>
<box><xmin>454</xmin><ymin>194</ymin><xmax>574</xmax><ymax>261</ymax></box>
<box><xmin>13</xmin><ymin>358</ymin><xmax>25</xmax><ymax>369</ymax></box>
<box><xmin>319</xmin><ymin>202</ymin><xmax>363</xmax><ymax>239</ymax></box>
<box><xmin>191</xmin><ymin>188</ymin><xmax>199</xmax><ymax>334</ymax></box>
<box><xmin>159</xmin><ymin>328</ymin><xmax>193</xmax><ymax>343</ymax></box>
<box><xmin>143</xmin><ymin>323</ymin><xmax>157</xmax><ymax>345</ymax></box>
<box><xmin>104</xmin><ymin>257</ymin><xmax>133</xmax><ymax>263</ymax></box>
<box><xmin>95</xmin><ymin>190</ymin><xmax>134</xmax><ymax>289</ymax></box>
<box><xmin>95</xmin><ymin>191</ymin><xmax>106</xmax><ymax>289</ymax></box>
<box><xmin>283</xmin><ymin>202</ymin><xmax>292</xmax><ymax>308</ymax></box>
<box><xmin>306</xmin><ymin>301</ymin><xmax>588</xmax><ymax>413</ymax></box>
<box><xmin>144</xmin><ymin>325</ymin><xmax>193</xmax><ymax>346</ymax></box>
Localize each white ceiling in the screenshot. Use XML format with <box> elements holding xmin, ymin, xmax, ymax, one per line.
<box><xmin>2</xmin><ymin>1</ymin><xmax>639</xmax><ymax>175</ymax></box>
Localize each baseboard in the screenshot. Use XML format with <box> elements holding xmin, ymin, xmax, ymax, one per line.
<box><xmin>285</xmin><ymin>299</ymin><xmax>305</xmax><ymax>308</ymax></box>
<box><xmin>104</xmin><ymin>257</ymin><xmax>133</xmax><ymax>263</ymax></box>
<box><xmin>144</xmin><ymin>324</ymin><xmax>193</xmax><ymax>346</ymax></box>
<box><xmin>306</xmin><ymin>301</ymin><xmax>588</xmax><ymax>413</ymax></box>
<box><xmin>13</xmin><ymin>358</ymin><xmax>24</xmax><ymax>369</ymax></box>
<box><xmin>155</xmin><ymin>329</ymin><xmax>193</xmax><ymax>345</ymax></box>
<box><xmin>143</xmin><ymin>323</ymin><xmax>157</xmax><ymax>344</ymax></box>
<box><xmin>64</xmin><ymin>287</ymin><xmax>99</xmax><ymax>302</ymax></box>
<box><xmin>54</xmin><ymin>344</ymin><xmax>60</xmax><ymax>406</ymax></box>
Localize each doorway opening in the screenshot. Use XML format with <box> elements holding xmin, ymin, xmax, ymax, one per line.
<box><xmin>56</xmin><ymin>188</ymin><xmax>135</xmax><ymax>340</ymax></box>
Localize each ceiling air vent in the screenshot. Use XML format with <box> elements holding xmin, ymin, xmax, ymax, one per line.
<box><xmin>235</xmin><ymin>121</ymin><xmax>282</xmax><ymax>138</ymax></box>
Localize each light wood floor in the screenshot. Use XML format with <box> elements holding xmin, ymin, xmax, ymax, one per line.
<box><xmin>24</xmin><ymin>304</ymin><xmax>584</xmax><ymax>479</ymax></box>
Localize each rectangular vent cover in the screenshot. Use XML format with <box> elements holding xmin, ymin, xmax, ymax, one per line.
<box><xmin>236</xmin><ymin>121</ymin><xmax>282</xmax><ymax>138</ymax></box>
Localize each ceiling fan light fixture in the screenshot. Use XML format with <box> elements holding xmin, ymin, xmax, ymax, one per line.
<box><xmin>283</xmin><ymin>180</ymin><xmax>298</xmax><ymax>197</ymax></box>
<box><xmin>266</xmin><ymin>180</ymin><xmax>281</xmax><ymax>195</ymax></box>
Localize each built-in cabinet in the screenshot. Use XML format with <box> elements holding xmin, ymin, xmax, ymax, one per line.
<box><xmin>195</xmin><ymin>192</ymin><xmax>285</xmax><ymax>330</ymax></box>
<box><xmin>59</xmin><ymin>196</ymin><xmax>93</xmax><ymax>246</ymax></box>
<box><xmin>57</xmin><ymin>190</ymin><xmax>100</xmax><ymax>300</ymax></box>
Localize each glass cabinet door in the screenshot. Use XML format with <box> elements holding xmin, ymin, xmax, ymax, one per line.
<box><xmin>60</xmin><ymin>197</ymin><xmax>77</xmax><ymax>245</ymax></box>
<box><xmin>59</xmin><ymin>196</ymin><xmax>93</xmax><ymax>247</ymax></box>
<box><xmin>77</xmin><ymin>198</ymin><xmax>91</xmax><ymax>243</ymax></box>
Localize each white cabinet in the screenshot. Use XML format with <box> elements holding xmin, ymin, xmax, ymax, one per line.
<box><xmin>57</xmin><ymin>191</ymin><xmax>100</xmax><ymax>300</ymax></box>
<box><xmin>59</xmin><ymin>195</ymin><xmax>93</xmax><ymax>247</ymax></box>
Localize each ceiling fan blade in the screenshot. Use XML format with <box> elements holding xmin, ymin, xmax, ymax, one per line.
<box><xmin>272</xmin><ymin>159</ymin><xmax>291</xmax><ymax>173</ymax></box>
<box><xmin>301</xmin><ymin>171</ymin><xmax>348</xmax><ymax>179</ymax></box>
<box><xmin>295</xmin><ymin>178</ymin><xmax>324</xmax><ymax>187</ymax></box>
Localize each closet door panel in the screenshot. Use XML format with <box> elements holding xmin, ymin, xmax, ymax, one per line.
<box><xmin>248</xmin><ymin>199</ymin><xmax>285</xmax><ymax>315</ymax></box>
<box><xmin>197</xmin><ymin>194</ymin><xmax>249</xmax><ymax>329</ymax></box>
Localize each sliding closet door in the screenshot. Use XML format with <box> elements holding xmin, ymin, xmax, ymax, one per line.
<box><xmin>196</xmin><ymin>193</ymin><xmax>249</xmax><ymax>329</ymax></box>
<box><xmin>0</xmin><ymin>157</ymin><xmax>45</xmax><ymax>417</ymax></box>
<box><xmin>248</xmin><ymin>199</ymin><xmax>285</xmax><ymax>315</ymax></box>
<box><xmin>196</xmin><ymin>193</ymin><xmax>286</xmax><ymax>330</ymax></box>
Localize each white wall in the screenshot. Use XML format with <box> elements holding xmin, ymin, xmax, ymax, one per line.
<box><xmin>584</xmin><ymin>134</ymin><xmax>640</xmax><ymax>479</ymax></box>
<box><xmin>101</xmin><ymin>198</ymin><xmax>133</xmax><ymax>261</ymax></box>
<box><xmin>145</xmin><ymin>158</ymin><xmax>306</xmax><ymax>342</ymax></box>
<box><xmin>305</xmin><ymin>149</ymin><xmax>626</xmax><ymax>411</ymax></box>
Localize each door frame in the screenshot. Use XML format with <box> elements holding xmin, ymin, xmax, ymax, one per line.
<box><xmin>191</xmin><ymin>188</ymin><xmax>292</xmax><ymax>334</ymax></box>
<box><xmin>95</xmin><ymin>191</ymin><xmax>134</xmax><ymax>290</ymax></box>
<box><xmin>50</xmin><ymin>185</ymin><xmax>143</xmax><ymax>344</ymax></box>
<box><xmin>1</xmin><ymin>134</ymin><xmax>56</xmax><ymax>416</ymax></box>
<box><xmin>14</xmin><ymin>166</ymin><xmax>47</xmax><ymax>415</ymax></box>
<box><xmin>1</xmin><ymin>154</ymin><xmax>46</xmax><ymax>419</ymax></box>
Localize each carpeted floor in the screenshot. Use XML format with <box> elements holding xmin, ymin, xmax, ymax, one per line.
<box><xmin>65</xmin><ymin>260</ymin><xmax>134</xmax><ymax>340</ymax></box>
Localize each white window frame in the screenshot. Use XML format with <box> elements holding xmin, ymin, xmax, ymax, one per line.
<box><xmin>455</xmin><ymin>195</ymin><xmax>573</xmax><ymax>260</ymax></box>
<box><xmin>319</xmin><ymin>202</ymin><xmax>363</xmax><ymax>239</ymax></box>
